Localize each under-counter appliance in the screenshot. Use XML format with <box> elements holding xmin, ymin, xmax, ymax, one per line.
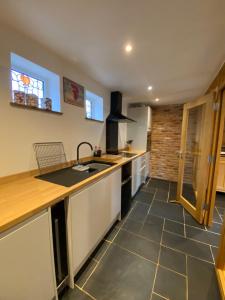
<box><xmin>106</xmin><ymin>91</ymin><xmax>135</xmax><ymax>154</ymax></box>
<box><xmin>51</xmin><ymin>200</ymin><xmax>68</xmax><ymax>291</ymax></box>
<box><xmin>121</xmin><ymin>161</ymin><xmax>132</xmax><ymax>218</ymax></box>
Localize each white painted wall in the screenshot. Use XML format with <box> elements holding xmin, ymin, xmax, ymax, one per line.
<box><xmin>0</xmin><ymin>24</ymin><xmax>127</xmax><ymax>176</ymax></box>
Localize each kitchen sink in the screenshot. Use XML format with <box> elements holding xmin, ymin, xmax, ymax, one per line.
<box><xmin>85</xmin><ymin>162</ymin><xmax>113</xmax><ymax>171</ymax></box>
<box><xmin>118</xmin><ymin>152</ymin><xmax>137</xmax><ymax>158</ymax></box>
<box><xmin>36</xmin><ymin>160</ymin><xmax>116</xmax><ymax>187</ymax></box>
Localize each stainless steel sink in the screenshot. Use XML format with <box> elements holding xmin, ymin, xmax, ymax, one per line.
<box><xmin>86</xmin><ymin>162</ymin><xmax>112</xmax><ymax>171</ymax></box>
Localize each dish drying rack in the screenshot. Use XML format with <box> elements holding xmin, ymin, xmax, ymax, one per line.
<box><xmin>33</xmin><ymin>142</ymin><xmax>67</xmax><ymax>174</ymax></box>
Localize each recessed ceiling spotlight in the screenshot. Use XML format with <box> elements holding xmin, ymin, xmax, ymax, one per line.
<box><xmin>155</xmin><ymin>98</ymin><xmax>159</xmax><ymax>102</ymax></box>
<box><xmin>125</xmin><ymin>44</ymin><xmax>133</xmax><ymax>53</ymax></box>
<box><xmin>148</xmin><ymin>86</ymin><xmax>153</xmax><ymax>91</ymax></box>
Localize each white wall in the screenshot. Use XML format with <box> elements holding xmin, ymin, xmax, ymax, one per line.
<box><xmin>0</xmin><ymin>24</ymin><xmax>127</xmax><ymax>176</ymax></box>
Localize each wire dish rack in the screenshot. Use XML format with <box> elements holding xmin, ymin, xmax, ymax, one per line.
<box><xmin>33</xmin><ymin>142</ymin><xmax>67</xmax><ymax>174</ymax></box>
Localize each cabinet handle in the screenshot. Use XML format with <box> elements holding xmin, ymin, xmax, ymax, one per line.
<box><xmin>54</xmin><ymin>218</ymin><xmax>63</xmax><ymax>282</ymax></box>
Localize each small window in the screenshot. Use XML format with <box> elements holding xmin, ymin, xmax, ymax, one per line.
<box><xmin>85</xmin><ymin>90</ymin><xmax>104</xmax><ymax>122</ymax></box>
<box><xmin>11</xmin><ymin>70</ymin><xmax>44</xmax><ymax>108</ymax></box>
<box><xmin>10</xmin><ymin>53</ymin><xmax>61</xmax><ymax>113</ymax></box>
<box><xmin>85</xmin><ymin>99</ymin><xmax>92</xmax><ymax>119</ymax></box>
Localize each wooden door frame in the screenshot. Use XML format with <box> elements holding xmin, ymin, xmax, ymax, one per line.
<box><xmin>204</xmin><ymin>86</ymin><xmax>225</xmax><ymax>226</ymax></box>
<box><xmin>216</xmin><ymin>217</ymin><xmax>225</xmax><ymax>300</ymax></box>
<box><xmin>177</xmin><ymin>93</ymin><xmax>215</xmax><ymax>222</ymax></box>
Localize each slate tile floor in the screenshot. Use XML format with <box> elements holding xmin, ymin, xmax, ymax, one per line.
<box><xmin>61</xmin><ymin>178</ymin><xmax>223</xmax><ymax>300</ymax></box>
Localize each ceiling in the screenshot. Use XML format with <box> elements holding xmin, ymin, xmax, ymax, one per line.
<box><xmin>0</xmin><ymin>0</ymin><xmax>224</xmax><ymax>105</ymax></box>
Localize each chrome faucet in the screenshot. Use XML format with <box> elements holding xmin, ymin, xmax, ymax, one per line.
<box><xmin>76</xmin><ymin>142</ymin><xmax>93</xmax><ymax>165</ymax></box>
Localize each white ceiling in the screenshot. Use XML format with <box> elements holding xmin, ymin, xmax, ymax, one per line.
<box><xmin>0</xmin><ymin>0</ymin><xmax>225</xmax><ymax>105</ymax></box>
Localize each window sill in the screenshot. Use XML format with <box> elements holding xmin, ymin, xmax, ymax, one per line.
<box><xmin>10</xmin><ymin>102</ymin><xmax>63</xmax><ymax>115</ymax></box>
<box><xmin>85</xmin><ymin>117</ymin><xmax>104</xmax><ymax>123</ymax></box>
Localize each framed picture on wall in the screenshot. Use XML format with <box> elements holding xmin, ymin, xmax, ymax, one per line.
<box><xmin>63</xmin><ymin>77</ymin><xmax>84</xmax><ymax>107</ymax></box>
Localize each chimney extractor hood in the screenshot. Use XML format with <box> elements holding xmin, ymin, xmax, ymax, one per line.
<box><xmin>106</xmin><ymin>91</ymin><xmax>136</xmax><ymax>123</ymax></box>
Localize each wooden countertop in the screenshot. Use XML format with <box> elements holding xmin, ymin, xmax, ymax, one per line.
<box><xmin>0</xmin><ymin>151</ymin><xmax>145</xmax><ymax>233</ymax></box>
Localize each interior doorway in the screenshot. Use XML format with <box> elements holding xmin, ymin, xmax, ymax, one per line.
<box><xmin>206</xmin><ymin>87</ymin><xmax>225</xmax><ymax>299</ymax></box>
<box><xmin>176</xmin><ymin>93</ymin><xmax>216</xmax><ymax>224</ymax></box>
<box><xmin>204</xmin><ymin>88</ymin><xmax>225</xmax><ymax>227</ymax></box>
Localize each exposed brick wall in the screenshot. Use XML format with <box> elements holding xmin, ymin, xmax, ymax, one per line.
<box><xmin>150</xmin><ymin>105</ymin><xmax>183</xmax><ymax>182</ymax></box>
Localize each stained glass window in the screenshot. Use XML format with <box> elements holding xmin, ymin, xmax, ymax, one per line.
<box><xmin>11</xmin><ymin>69</ymin><xmax>44</xmax><ymax>107</ymax></box>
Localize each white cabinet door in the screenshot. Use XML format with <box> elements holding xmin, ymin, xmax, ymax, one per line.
<box><xmin>0</xmin><ymin>211</ymin><xmax>56</xmax><ymax>300</ymax></box>
<box><xmin>69</xmin><ymin>169</ymin><xmax>121</xmax><ymax>276</ymax></box>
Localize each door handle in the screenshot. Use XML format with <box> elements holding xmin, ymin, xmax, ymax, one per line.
<box><xmin>176</xmin><ymin>151</ymin><xmax>183</xmax><ymax>159</ymax></box>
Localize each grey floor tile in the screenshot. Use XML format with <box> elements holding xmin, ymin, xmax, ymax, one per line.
<box><xmin>162</xmin><ymin>231</ymin><xmax>213</xmax><ymax>263</ymax></box>
<box><xmin>215</xmin><ymin>193</ymin><xmax>225</xmax><ymax>208</ymax></box>
<box><xmin>131</xmin><ymin>199</ymin><xmax>138</xmax><ymax>208</ymax></box>
<box><xmin>182</xmin><ymin>183</ymin><xmax>196</xmax><ymax>207</ymax></box>
<box><xmin>91</xmin><ymin>240</ymin><xmax>110</xmax><ymax>261</ymax></box>
<box><xmin>211</xmin><ymin>246</ymin><xmax>218</xmax><ymax>262</ymax></box>
<box><xmin>128</xmin><ymin>202</ymin><xmax>149</xmax><ymax>223</ymax></box>
<box><xmin>184</xmin><ymin>213</ymin><xmax>205</xmax><ymax>230</ymax></box>
<box><xmin>148</xmin><ymin>178</ymin><xmax>170</xmax><ymax>190</ymax></box>
<box><xmin>60</xmin><ymin>287</ymin><xmax>93</xmax><ymax>300</ymax></box>
<box><xmin>164</xmin><ymin>219</ymin><xmax>184</xmax><ymax>236</ymax></box>
<box><xmin>114</xmin><ymin>229</ymin><xmax>160</xmax><ymax>263</ymax></box>
<box><xmin>213</xmin><ymin>208</ymin><xmax>223</xmax><ymax>223</ymax></box>
<box><xmin>145</xmin><ymin>213</ymin><xmax>164</xmax><ymax>225</ymax></box>
<box><xmin>154</xmin><ymin>266</ymin><xmax>186</xmax><ymax>300</ymax></box>
<box><xmin>104</xmin><ymin>225</ymin><xmax>120</xmax><ymax>242</ymax></box>
<box><xmin>115</xmin><ymin>219</ymin><xmax>125</xmax><ymax>228</ymax></box>
<box><xmin>186</xmin><ymin>225</ymin><xmax>220</xmax><ymax>247</ymax></box>
<box><xmin>168</xmin><ymin>189</ymin><xmax>177</xmax><ymax>201</ymax></box>
<box><xmin>85</xmin><ymin>244</ymin><xmax>156</xmax><ymax>300</ymax></box>
<box><xmin>75</xmin><ymin>258</ymin><xmax>97</xmax><ymax>287</ymax></box>
<box><xmin>151</xmin><ymin>293</ymin><xmax>165</xmax><ymax>300</ymax></box>
<box><xmin>159</xmin><ymin>246</ymin><xmax>186</xmax><ymax>275</ymax></box>
<box><xmin>206</xmin><ymin>222</ymin><xmax>222</xmax><ymax>234</ymax></box>
<box><xmin>150</xmin><ymin>201</ymin><xmax>184</xmax><ymax>223</ymax></box>
<box><xmin>187</xmin><ymin>256</ymin><xmax>221</xmax><ymax>300</ymax></box>
<box><xmin>170</xmin><ymin>181</ymin><xmax>177</xmax><ymax>191</ymax></box>
<box><xmin>216</xmin><ymin>206</ymin><xmax>225</xmax><ymax>218</ymax></box>
<box><xmin>154</xmin><ymin>189</ymin><xmax>169</xmax><ymax>202</ymax></box>
<box><xmin>140</xmin><ymin>215</ymin><xmax>164</xmax><ymax>243</ymax></box>
<box><xmin>142</xmin><ymin>185</ymin><xmax>156</xmax><ymax>194</ymax></box>
<box><xmin>135</xmin><ymin>190</ymin><xmax>154</xmax><ymax>204</ymax></box>
<box><xmin>122</xmin><ymin>218</ymin><xmax>143</xmax><ymax>234</ymax></box>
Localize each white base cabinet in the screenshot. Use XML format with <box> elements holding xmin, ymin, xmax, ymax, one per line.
<box><xmin>68</xmin><ymin>169</ymin><xmax>121</xmax><ymax>277</ymax></box>
<box><xmin>0</xmin><ymin>211</ymin><xmax>56</xmax><ymax>300</ymax></box>
<box><xmin>132</xmin><ymin>156</ymin><xmax>142</xmax><ymax>196</ymax></box>
<box><xmin>132</xmin><ymin>153</ymin><xmax>150</xmax><ymax>197</ymax></box>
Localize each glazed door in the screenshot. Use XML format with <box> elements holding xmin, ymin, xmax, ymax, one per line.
<box><xmin>177</xmin><ymin>94</ymin><xmax>215</xmax><ymax>223</ymax></box>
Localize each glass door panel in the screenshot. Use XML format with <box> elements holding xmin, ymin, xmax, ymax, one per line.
<box><xmin>177</xmin><ymin>94</ymin><xmax>214</xmax><ymax>222</ymax></box>
<box><xmin>182</xmin><ymin>104</ymin><xmax>205</xmax><ymax>207</ymax></box>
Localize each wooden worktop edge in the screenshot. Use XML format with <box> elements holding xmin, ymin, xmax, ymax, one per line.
<box><xmin>0</xmin><ymin>151</ymin><xmax>146</xmax><ymax>233</ymax></box>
